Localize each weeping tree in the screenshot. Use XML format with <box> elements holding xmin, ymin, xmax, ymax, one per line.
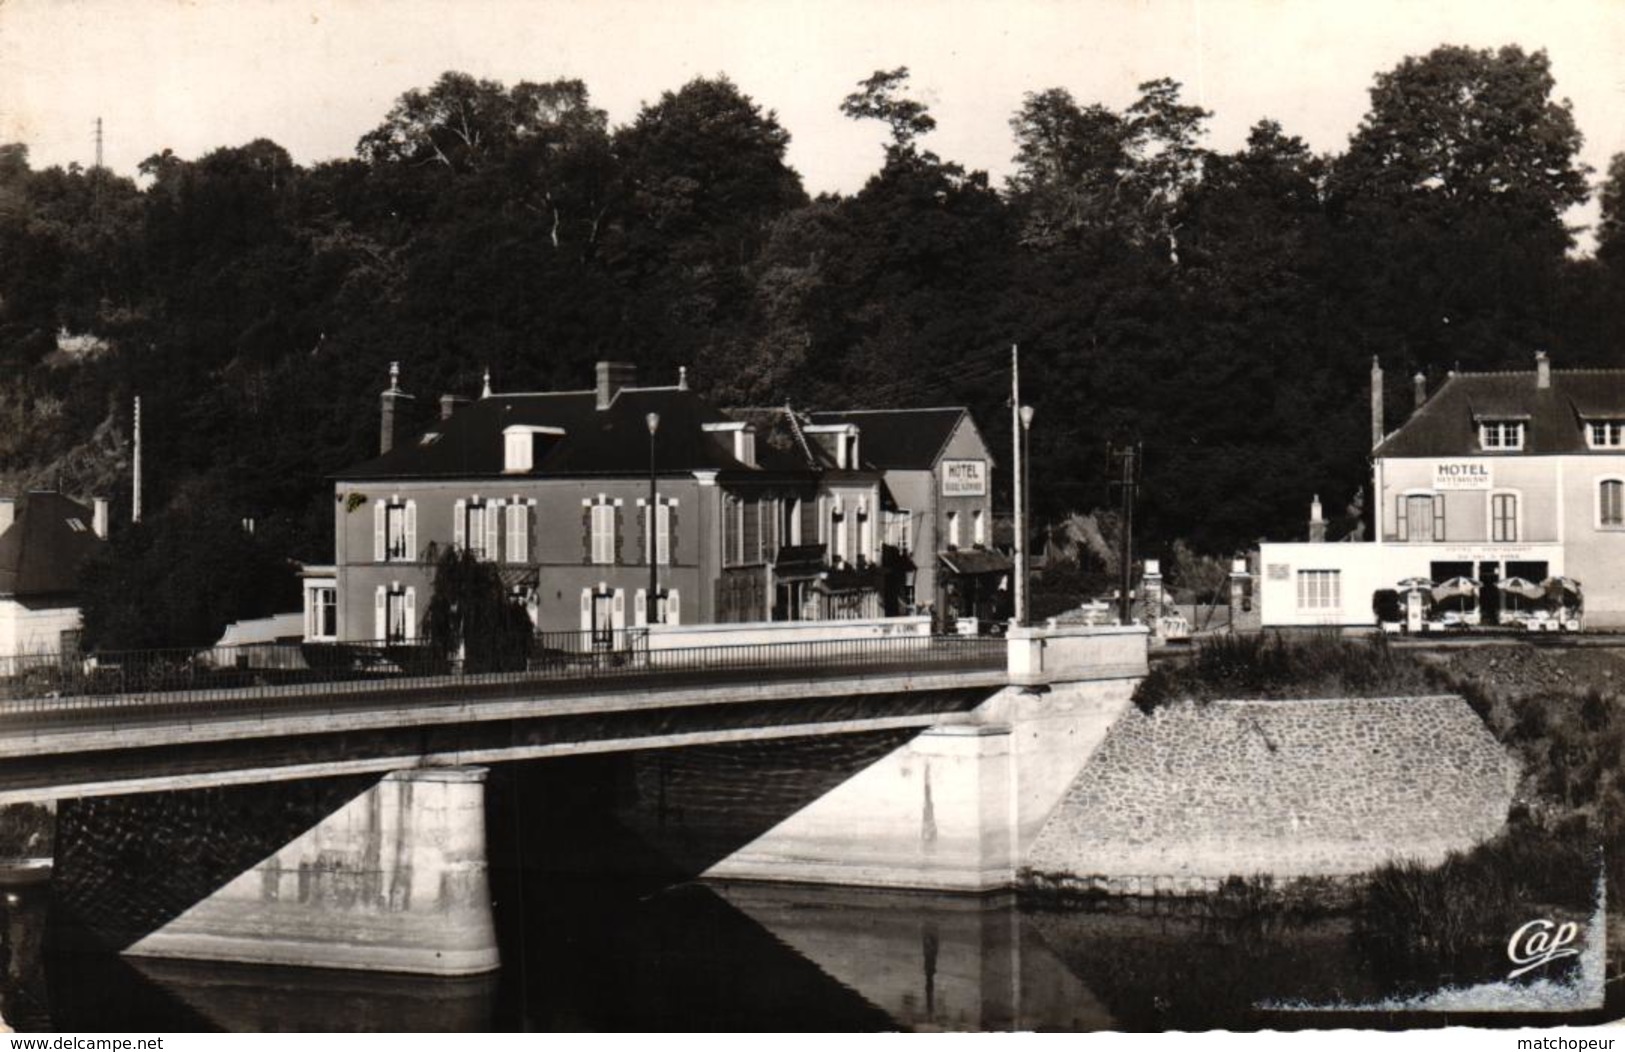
<box><xmin>422</xmin><ymin>547</ymin><xmax>532</xmax><ymax>672</ymax></box>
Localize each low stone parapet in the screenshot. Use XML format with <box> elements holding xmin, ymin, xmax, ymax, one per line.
<box><xmin>1007</xmin><ymin>623</ymin><xmax>1149</xmax><ymax>686</ymax></box>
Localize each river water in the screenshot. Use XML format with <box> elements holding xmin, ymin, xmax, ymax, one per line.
<box><xmin>1</xmin><ymin>750</ymin><xmax>1618</xmax><ymax>1032</ymax></box>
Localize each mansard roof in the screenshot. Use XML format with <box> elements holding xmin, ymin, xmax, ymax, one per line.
<box><xmin>337</xmin><ymin>386</ymin><xmax>817</xmax><ymax>481</ymax></box>
<box><xmin>1375</xmin><ymin>368</ymin><xmax>1625</xmax><ymax>458</ymax></box>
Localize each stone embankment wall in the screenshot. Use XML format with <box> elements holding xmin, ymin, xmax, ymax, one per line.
<box><xmin>1025</xmin><ymin>695</ymin><xmax>1518</xmax><ymax>892</ymax></box>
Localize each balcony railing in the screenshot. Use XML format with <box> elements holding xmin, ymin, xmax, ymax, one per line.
<box><xmin>0</xmin><ymin>630</ymin><xmax>1005</xmax><ymax>726</ymax></box>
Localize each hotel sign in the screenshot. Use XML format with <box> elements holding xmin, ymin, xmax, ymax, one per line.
<box><xmin>941</xmin><ymin>459</ymin><xmax>987</xmax><ymax>497</ymax></box>
<box><xmin>1432</xmin><ymin>460</ymin><xmax>1493</xmax><ymax>491</ymax></box>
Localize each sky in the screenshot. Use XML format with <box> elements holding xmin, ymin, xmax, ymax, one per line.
<box><xmin>2</xmin><ymin>0</ymin><xmax>1623</xmax><ymax>244</ymax></box>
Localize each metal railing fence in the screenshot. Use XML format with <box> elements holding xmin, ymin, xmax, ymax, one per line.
<box><xmin>0</xmin><ymin>630</ymin><xmax>1005</xmax><ymax>723</ymax></box>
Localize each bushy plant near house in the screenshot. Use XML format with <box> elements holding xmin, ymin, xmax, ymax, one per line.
<box><xmin>423</xmin><ymin>547</ymin><xmax>534</xmax><ymax>674</ymax></box>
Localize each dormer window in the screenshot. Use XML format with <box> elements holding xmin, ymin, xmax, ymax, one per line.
<box><xmin>503</xmin><ymin>425</ymin><xmax>564</xmax><ymax>473</ymax></box>
<box><xmin>702</xmin><ymin>422</ymin><xmax>756</xmax><ymax>467</ymax></box>
<box><xmin>1588</xmin><ymin>421</ymin><xmax>1625</xmax><ymax>449</ymax></box>
<box><xmin>1479</xmin><ymin>420</ymin><xmax>1524</xmax><ymax>451</ymax></box>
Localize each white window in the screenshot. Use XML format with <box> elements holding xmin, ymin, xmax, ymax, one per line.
<box><xmin>832</xmin><ymin>506</ymin><xmax>847</xmax><ymax>562</ymax></box>
<box><xmin>1490</xmin><ymin>492</ymin><xmax>1518</xmax><ymax>543</ymax></box>
<box><xmin>972</xmin><ymin>509</ymin><xmax>985</xmax><ymax>546</ymax></box>
<box><xmin>505</xmin><ymin>430</ymin><xmax>532</xmax><ymax>473</ymax></box>
<box><xmin>505</xmin><ymin>502</ymin><xmax>529</xmax><ymax>562</ymax></box>
<box><xmin>641</xmin><ymin>498</ymin><xmax>673</xmax><ymax>566</ymax></box>
<box><xmin>591</xmin><ymin>501</ymin><xmax>616</xmax><ymax>564</ymax></box>
<box><xmin>633</xmin><ymin>587</ymin><xmax>682</xmax><ymax>627</ymax></box>
<box><xmin>1600</xmin><ymin>478</ymin><xmax>1625</xmax><ymax>528</ymax></box>
<box><xmin>1296</xmin><ymin>570</ymin><xmax>1341</xmax><ymax>611</ymax></box>
<box><xmin>375</xmin><ymin>499</ymin><xmax>415</xmax><ymax>562</ymax></box>
<box><xmin>307</xmin><ymin>587</ymin><xmax>336</xmax><ymax>640</ymax></box>
<box><xmin>1588</xmin><ymin>421</ymin><xmax>1625</xmax><ymax>449</ymax></box>
<box><xmin>1396</xmin><ymin>493</ymin><xmax>1444</xmax><ymax>542</ymax></box>
<box><xmin>946</xmin><ymin>510</ymin><xmax>960</xmax><ymax>548</ymax></box>
<box><xmin>1479</xmin><ymin>420</ymin><xmax>1524</xmax><ymax>451</ymax></box>
<box><xmin>884</xmin><ymin>509</ymin><xmax>912</xmax><ymax>554</ymax></box>
<box><xmin>376</xmin><ymin>584</ymin><xmax>416</xmax><ymax>642</ymax></box>
<box><xmin>464</xmin><ymin>501</ymin><xmax>488</xmax><ymax>559</ymax></box>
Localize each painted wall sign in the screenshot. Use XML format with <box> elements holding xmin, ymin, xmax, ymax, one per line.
<box><xmin>1432</xmin><ymin>460</ymin><xmax>1493</xmax><ymax>490</ymax></box>
<box><xmin>941</xmin><ymin>459</ymin><xmax>987</xmax><ymax>497</ymax></box>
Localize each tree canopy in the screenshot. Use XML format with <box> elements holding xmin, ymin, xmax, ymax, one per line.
<box><xmin>2</xmin><ymin>45</ymin><xmax>1618</xmax><ymax>645</ymax></box>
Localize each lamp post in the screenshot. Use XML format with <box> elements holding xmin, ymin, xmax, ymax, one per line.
<box><xmin>646</xmin><ymin>412</ymin><xmax>660</xmax><ymax>628</ymax></box>
<box><xmin>1019</xmin><ymin>405</ymin><xmax>1034</xmax><ymax>626</ymax></box>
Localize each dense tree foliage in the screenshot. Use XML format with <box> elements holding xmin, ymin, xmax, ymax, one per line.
<box><xmin>2</xmin><ymin>44</ymin><xmax>1619</xmax><ymax>645</ymax></box>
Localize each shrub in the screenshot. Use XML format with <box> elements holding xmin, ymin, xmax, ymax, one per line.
<box><xmin>1132</xmin><ymin>631</ymin><xmax>1437</xmax><ymax>710</ymax></box>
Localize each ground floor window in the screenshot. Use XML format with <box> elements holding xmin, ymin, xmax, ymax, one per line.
<box><xmin>1296</xmin><ymin>570</ymin><xmax>1340</xmax><ymax>611</ymax></box>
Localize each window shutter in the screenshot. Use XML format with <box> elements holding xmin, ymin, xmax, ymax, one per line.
<box><xmin>639</xmin><ymin>504</ymin><xmax>649</xmax><ymax>566</ymax></box>
<box><xmin>667</xmin><ymin>588</ymin><xmax>680</xmax><ymax>625</ymax></box>
<box><xmin>403</xmin><ymin>587</ymin><xmax>417</xmax><ymax>640</ymax></box>
<box><xmin>657</xmin><ymin>502</ymin><xmax>671</xmax><ymax>565</ymax></box>
<box><xmin>1433</xmin><ymin>496</ymin><xmax>1446</xmax><ymax>542</ymax></box>
<box><xmin>374</xmin><ymin>586</ymin><xmax>386</xmax><ymax>642</ymax></box>
<box><xmin>634</xmin><ymin>588</ymin><xmax>647</xmax><ymax>628</ymax></box>
<box><xmin>580</xmin><ymin>589</ymin><xmax>592</xmax><ymax>635</ymax></box>
<box><xmin>612</xmin><ymin>589</ymin><xmax>625</xmax><ymax>635</ymax></box>
<box><xmin>582</xmin><ymin>503</ymin><xmax>593</xmax><ymax>563</ymax></box>
<box><xmin>374</xmin><ymin>501</ymin><xmax>386</xmax><ymax>562</ymax></box>
<box><xmin>405</xmin><ymin>501</ymin><xmax>417</xmax><ymax>561</ymax></box>
<box><xmin>486</xmin><ymin>501</ymin><xmax>501</xmax><ymax>562</ymax></box>
<box><xmin>454</xmin><ymin>499</ymin><xmax>466</xmax><ymax>550</ymax></box>
<box><xmin>613</xmin><ymin>506</ymin><xmax>624</xmax><ymax>565</ymax></box>
<box><xmin>1395</xmin><ymin>496</ymin><xmax>1407</xmax><ymax>541</ymax></box>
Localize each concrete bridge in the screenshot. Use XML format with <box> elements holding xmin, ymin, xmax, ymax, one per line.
<box><xmin>0</xmin><ymin>624</ymin><xmax>1148</xmax><ymax>980</ymax></box>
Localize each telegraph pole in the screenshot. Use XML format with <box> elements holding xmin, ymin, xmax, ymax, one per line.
<box><xmin>1011</xmin><ymin>345</ymin><xmax>1025</xmax><ymax>627</ymax></box>
<box><xmin>94</xmin><ymin>117</ymin><xmax>103</xmax><ymax>170</ymax></box>
<box><xmin>1108</xmin><ymin>443</ymin><xmax>1140</xmax><ymax>625</ymax></box>
<box><xmin>132</xmin><ymin>395</ymin><xmax>142</xmax><ymax>524</ymax></box>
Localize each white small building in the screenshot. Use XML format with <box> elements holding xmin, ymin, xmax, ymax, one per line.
<box><xmin>1261</xmin><ymin>353</ymin><xmax>1625</xmax><ymax>628</ymax></box>
<box><xmin>0</xmin><ymin>492</ymin><xmax>109</xmax><ymax>660</ymax></box>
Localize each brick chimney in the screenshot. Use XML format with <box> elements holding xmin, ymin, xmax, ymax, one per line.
<box><xmin>1370</xmin><ymin>357</ymin><xmax>1384</xmax><ymax>450</ymax></box>
<box><xmin>439</xmin><ymin>393</ymin><xmax>469</xmax><ymax>421</ymax></box>
<box><xmin>1308</xmin><ymin>494</ymin><xmax>1326</xmax><ymax>543</ymax></box>
<box><xmin>380</xmin><ymin>362</ymin><xmax>415</xmax><ymax>455</ymax></box>
<box><xmin>596</xmin><ymin>361</ymin><xmax>637</xmax><ymax>410</ymax></box>
<box><xmin>0</xmin><ymin>497</ymin><xmax>13</xmax><ymax>537</ymax></box>
<box><xmin>1413</xmin><ymin>372</ymin><xmax>1426</xmax><ymax>412</ymax></box>
<box><xmin>1536</xmin><ymin>350</ymin><xmax>1551</xmax><ymax>390</ymax></box>
<box><xmin>92</xmin><ymin>497</ymin><xmax>108</xmax><ymax>539</ymax></box>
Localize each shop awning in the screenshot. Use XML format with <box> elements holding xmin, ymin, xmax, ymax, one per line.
<box><xmin>819</xmin><ymin>565</ymin><xmax>884</xmax><ymax>593</ymax></box>
<box><xmin>939</xmin><ymin>550</ymin><xmax>1013</xmax><ymax>576</ymax></box>
<box><xmin>775</xmin><ymin>543</ymin><xmax>828</xmax><ymax>581</ymax></box>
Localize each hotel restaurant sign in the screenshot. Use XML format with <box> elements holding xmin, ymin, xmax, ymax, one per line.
<box><xmin>1432</xmin><ymin>460</ymin><xmax>1493</xmax><ymax>490</ymax></box>
<box><xmin>941</xmin><ymin>459</ymin><xmax>987</xmax><ymax>496</ymax></box>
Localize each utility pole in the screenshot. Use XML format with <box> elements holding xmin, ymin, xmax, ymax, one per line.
<box><xmin>1108</xmin><ymin>443</ymin><xmax>1140</xmax><ymax>626</ymax></box>
<box><xmin>94</xmin><ymin>117</ymin><xmax>103</xmax><ymax>170</ymax></box>
<box><xmin>1011</xmin><ymin>345</ymin><xmax>1025</xmax><ymax>627</ymax></box>
<box><xmin>132</xmin><ymin>395</ymin><xmax>142</xmax><ymax>524</ymax></box>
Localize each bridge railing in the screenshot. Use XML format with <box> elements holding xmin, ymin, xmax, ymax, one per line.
<box><xmin>0</xmin><ymin>631</ymin><xmax>1005</xmax><ymax>721</ymax></box>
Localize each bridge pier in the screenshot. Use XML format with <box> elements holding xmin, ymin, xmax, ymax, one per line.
<box><xmin>56</xmin><ymin>768</ymin><xmax>499</xmax><ymax>976</ymax></box>
<box><xmin>704</xmin><ymin>626</ymin><xmax>1148</xmax><ymax>892</ymax></box>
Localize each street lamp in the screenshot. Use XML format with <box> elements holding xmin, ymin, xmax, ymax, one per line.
<box><xmin>646</xmin><ymin>412</ymin><xmax>660</xmax><ymax>628</ymax></box>
<box><xmin>1018</xmin><ymin>405</ymin><xmax>1035</xmax><ymax>626</ymax></box>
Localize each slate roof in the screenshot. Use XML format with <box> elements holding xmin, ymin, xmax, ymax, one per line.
<box><xmin>1375</xmin><ymin>369</ymin><xmax>1625</xmax><ymax>458</ymax></box>
<box><xmin>805</xmin><ymin>408</ymin><xmax>971</xmax><ymax>471</ymax></box>
<box><xmin>0</xmin><ymin>492</ymin><xmax>104</xmax><ymax>598</ymax></box>
<box><xmin>338</xmin><ymin>387</ymin><xmax>818</xmax><ymax>481</ymax></box>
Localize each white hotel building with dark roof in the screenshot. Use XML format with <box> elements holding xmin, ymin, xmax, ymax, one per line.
<box><xmin>1260</xmin><ymin>352</ymin><xmax>1625</xmax><ymax>628</ymax></box>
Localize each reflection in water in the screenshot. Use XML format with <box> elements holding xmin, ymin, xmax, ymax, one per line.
<box><xmin>3</xmin><ymin>744</ymin><xmax>1618</xmax><ymax>1031</ymax></box>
